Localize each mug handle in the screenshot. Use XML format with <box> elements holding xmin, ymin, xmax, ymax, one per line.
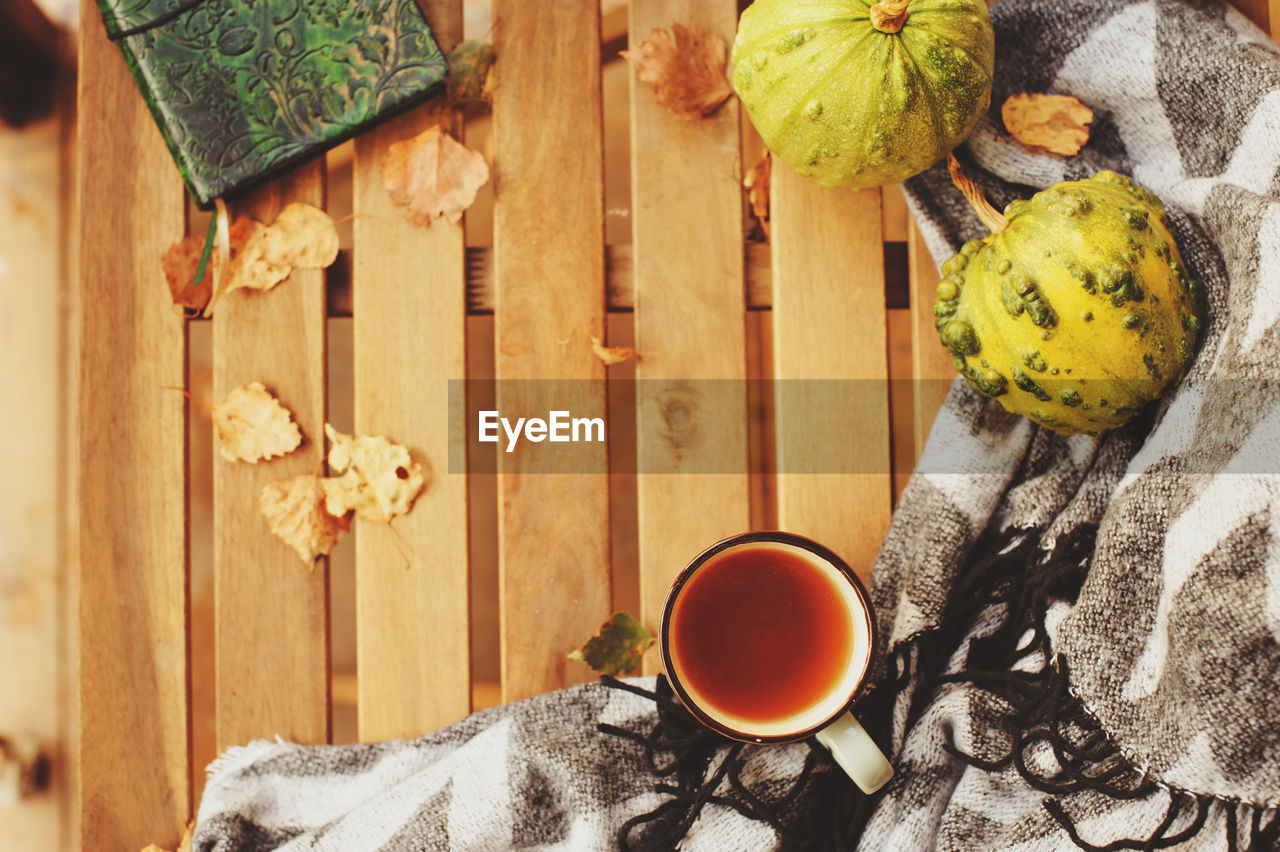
<box><xmin>814</xmin><ymin>711</ymin><xmax>894</xmax><ymax>794</ymax></box>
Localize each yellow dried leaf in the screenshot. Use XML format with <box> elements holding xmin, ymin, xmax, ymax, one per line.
<box><xmin>213</xmin><ymin>382</ymin><xmax>302</xmax><ymax>464</ymax></box>
<box><xmin>260</xmin><ymin>202</ymin><xmax>341</xmax><ymax>269</ymax></box>
<box><xmin>260</xmin><ymin>475</ymin><xmax>351</xmax><ymax>565</ymax></box>
<box><xmin>220</xmin><ymin>220</ymin><xmax>279</xmax><ymax>294</ymax></box>
<box><xmin>744</xmin><ymin>150</ymin><xmax>771</xmax><ymax>239</ymax></box>
<box><xmin>223</xmin><ymin>203</ymin><xmax>339</xmax><ymax>296</ymax></box>
<box><xmin>590</xmin><ymin>334</ymin><xmax>641</xmax><ymax>365</ymax></box>
<box><xmin>622</xmin><ymin>24</ymin><xmax>733</xmax><ymax>119</ymax></box>
<box><xmin>1002</xmin><ymin>93</ymin><xmax>1094</xmax><ymax>157</ymax></box>
<box><xmin>322</xmin><ymin>424</ymin><xmax>427</xmax><ymax>522</ymax></box>
<box><xmin>381</xmin><ymin>124</ymin><xmax>490</xmax><ymax>227</ymax></box>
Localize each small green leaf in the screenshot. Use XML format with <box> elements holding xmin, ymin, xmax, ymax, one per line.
<box><xmin>567</xmin><ymin>612</ymin><xmax>654</xmax><ymax>676</ymax></box>
<box><xmin>446</xmin><ymin>41</ymin><xmax>495</xmax><ymax>109</ymax></box>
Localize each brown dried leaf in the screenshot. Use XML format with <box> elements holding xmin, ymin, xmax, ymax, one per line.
<box><xmin>322</xmin><ymin>424</ymin><xmax>427</xmax><ymax>522</ymax></box>
<box><xmin>744</xmin><ymin>150</ymin><xmax>771</xmax><ymax>239</ymax></box>
<box><xmin>223</xmin><ymin>203</ymin><xmax>339</xmax><ymax>296</ymax></box>
<box><xmin>161</xmin><ymin>235</ymin><xmax>214</xmax><ymax>312</ymax></box>
<box><xmin>1002</xmin><ymin>93</ymin><xmax>1094</xmax><ymax>157</ymax></box>
<box><xmin>622</xmin><ymin>23</ymin><xmax>733</xmax><ymax>119</ymax></box>
<box><xmin>260</xmin><ymin>475</ymin><xmax>351</xmax><ymax>565</ymax></box>
<box><xmin>212</xmin><ymin>382</ymin><xmax>303</xmax><ymax>464</ymax></box>
<box><xmin>161</xmin><ymin>218</ymin><xmax>256</xmax><ymax>312</ymax></box>
<box><xmin>381</xmin><ymin>124</ymin><xmax>491</xmax><ymax>227</ymax></box>
<box><xmin>590</xmin><ymin>334</ymin><xmax>641</xmax><ymax>366</ymax></box>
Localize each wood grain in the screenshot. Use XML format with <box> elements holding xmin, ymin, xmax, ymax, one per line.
<box><xmin>771</xmin><ymin>165</ymin><xmax>892</xmax><ymax>578</ymax></box>
<box><xmin>351</xmin><ymin>0</ymin><xmax>471</xmax><ymax>741</ymax></box>
<box><xmin>907</xmin><ymin>218</ymin><xmax>955</xmax><ymax>461</ymax></box>
<box><xmin>631</xmin><ymin>0</ymin><xmax>751</xmax><ymax>658</ymax></box>
<box><xmin>882</xmin><ymin>184</ymin><xmax>910</xmax><ymax>243</ymax></box>
<box><xmin>213</xmin><ymin>165</ymin><xmax>330</xmax><ymax>751</ymax></box>
<box><xmin>493</xmin><ymin>0</ymin><xmax>612</xmax><ymax>702</ymax></box>
<box><xmin>76</xmin><ymin>2</ymin><xmax>190</xmax><ymax>846</ymax></box>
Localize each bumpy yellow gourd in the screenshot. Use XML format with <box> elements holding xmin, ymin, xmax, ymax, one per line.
<box><xmin>934</xmin><ymin>171</ymin><xmax>1202</xmax><ymax>435</ymax></box>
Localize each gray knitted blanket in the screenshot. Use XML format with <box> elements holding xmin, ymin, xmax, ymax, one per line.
<box><xmin>192</xmin><ymin>0</ymin><xmax>1280</xmax><ymax>848</ymax></box>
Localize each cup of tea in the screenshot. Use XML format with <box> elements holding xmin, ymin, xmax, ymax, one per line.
<box><xmin>660</xmin><ymin>531</ymin><xmax>893</xmax><ymax>794</ymax></box>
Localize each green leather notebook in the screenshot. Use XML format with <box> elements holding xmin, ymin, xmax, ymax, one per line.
<box><xmin>97</xmin><ymin>0</ymin><xmax>447</xmax><ymax>208</ymax></box>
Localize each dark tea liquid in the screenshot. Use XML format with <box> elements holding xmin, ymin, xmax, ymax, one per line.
<box><xmin>669</xmin><ymin>544</ymin><xmax>859</xmax><ymax>726</ymax></box>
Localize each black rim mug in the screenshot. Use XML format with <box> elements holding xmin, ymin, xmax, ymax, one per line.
<box><xmin>660</xmin><ymin>531</ymin><xmax>894</xmax><ymax>794</ymax></box>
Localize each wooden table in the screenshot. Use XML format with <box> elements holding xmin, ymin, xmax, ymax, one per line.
<box><xmin>68</xmin><ymin>0</ymin><xmax>1280</xmax><ymax>848</ymax></box>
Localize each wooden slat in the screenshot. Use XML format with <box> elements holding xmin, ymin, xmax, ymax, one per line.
<box><xmin>351</xmin><ymin>0</ymin><xmax>471</xmax><ymax>741</ymax></box>
<box><xmin>1272</xmin><ymin>0</ymin><xmax>1279</xmax><ymax>37</ymax></box>
<box><xmin>76</xmin><ymin>2</ymin><xmax>190</xmax><ymax>846</ymax></box>
<box><xmin>493</xmin><ymin>0</ymin><xmax>611</xmax><ymax>702</ymax></box>
<box><xmin>771</xmin><ymin>167</ymin><xmax>892</xmax><ymax>577</ymax></box>
<box><xmin>908</xmin><ymin>218</ymin><xmax>955</xmax><ymax>461</ymax></box>
<box><xmin>631</xmin><ymin>0</ymin><xmax>751</xmax><ymax>653</ymax></box>
<box><xmin>213</xmin><ymin>164</ymin><xmax>330</xmax><ymax>750</ymax></box>
<box><xmin>882</xmin><ymin>184</ymin><xmax>910</xmax><ymax>243</ymax></box>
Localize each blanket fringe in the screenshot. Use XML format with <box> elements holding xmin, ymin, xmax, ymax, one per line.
<box><xmin>925</xmin><ymin>523</ymin><xmax>1278</xmax><ymax>852</ymax></box>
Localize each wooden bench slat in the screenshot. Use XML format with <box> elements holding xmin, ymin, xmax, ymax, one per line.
<box><xmin>76</xmin><ymin>1</ymin><xmax>191</xmax><ymax>845</ymax></box>
<box><xmin>631</xmin><ymin>0</ymin><xmax>751</xmax><ymax>656</ymax></box>
<box><xmin>908</xmin><ymin>218</ymin><xmax>955</xmax><ymax>461</ymax></box>
<box><xmin>492</xmin><ymin>0</ymin><xmax>612</xmax><ymax>702</ymax></box>
<box><xmin>351</xmin><ymin>0</ymin><xmax>472</xmax><ymax>741</ymax></box>
<box><xmin>771</xmin><ymin>170</ymin><xmax>893</xmax><ymax>577</ymax></box>
<box><xmin>213</xmin><ymin>164</ymin><xmax>331</xmax><ymax>750</ymax></box>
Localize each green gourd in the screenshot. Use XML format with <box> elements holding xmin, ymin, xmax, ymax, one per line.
<box><xmin>934</xmin><ymin>166</ymin><xmax>1203</xmax><ymax>436</ymax></box>
<box><xmin>731</xmin><ymin>0</ymin><xmax>994</xmax><ymax>189</ymax></box>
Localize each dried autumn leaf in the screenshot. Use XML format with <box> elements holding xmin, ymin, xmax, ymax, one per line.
<box><xmin>262</xmin><ymin>202</ymin><xmax>341</xmax><ymax>268</ymax></box>
<box><xmin>161</xmin><ymin>217</ymin><xmax>256</xmax><ymax>313</ymax></box>
<box><xmin>220</xmin><ymin>219</ymin><xmax>282</xmax><ymax>295</ymax></box>
<box><xmin>212</xmin><ymin>382</ymin><xmax>303</xmax><ymax>464</ymax></box>
<box><xmin>744</xmin><ymin>150</ymin><xmax>771</xmax><ymax>239</ymax></box>
<box><xmin>568</xmin><ymin>612</ymin><xmax>654</xmax><ymax>676</ymax></box>
<box><xmin>622</xmin><ymin>24</ymin><xmax>733</xmax><ymax>119</ymax></box>
<box><xmin>322</xmin><ymin>424</ymin><xmax>427</xmax><ymax>522</ymax></box>
<box><xmin>223</xmin><ymin>203</ymin><xmax>339</xmax><ymax>296</ymax></box>
<box><xmin>161</xmin><ymin>235</ymin><xmax>214</xmax><ymax>312</ymax></box>
<box><xmin>446</xmin><ymin>40</ymin><xmax>495</xmax><ymax>108</ymax></box>
<box><xmin>591</xmin><ymin>334</ymin><xmax>641</xmax><ymax>366</ymax></box>
<box><xmin>381</xmin><ymin>124</ymin><xmax>490</xmax><ymax>227</ymax></box>
<box><xmin>1002</xmin><ymin>93</ymin><xmax>1094</xmax><ymax>157</ymax></box>
<box><xmin>260</xmin><ymin>475</ymin><xmax>351</xmax><ymax>565</ymax></box>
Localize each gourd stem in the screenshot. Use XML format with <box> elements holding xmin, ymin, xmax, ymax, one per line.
<box><xmin>870</xmin><ymin>0</ymin><xmax>911</xmax><ymax>33</ymax></box>
<box><xmin>947</xmin><ymin>153</ymin><xmax>1010</xmax><ymax>234</ymax></box>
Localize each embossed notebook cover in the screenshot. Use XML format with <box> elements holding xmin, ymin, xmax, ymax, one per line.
<box><xmin>97</xmin><ymin>0</ymin><xmax>447</xmax><ymax>208</ymax></box>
